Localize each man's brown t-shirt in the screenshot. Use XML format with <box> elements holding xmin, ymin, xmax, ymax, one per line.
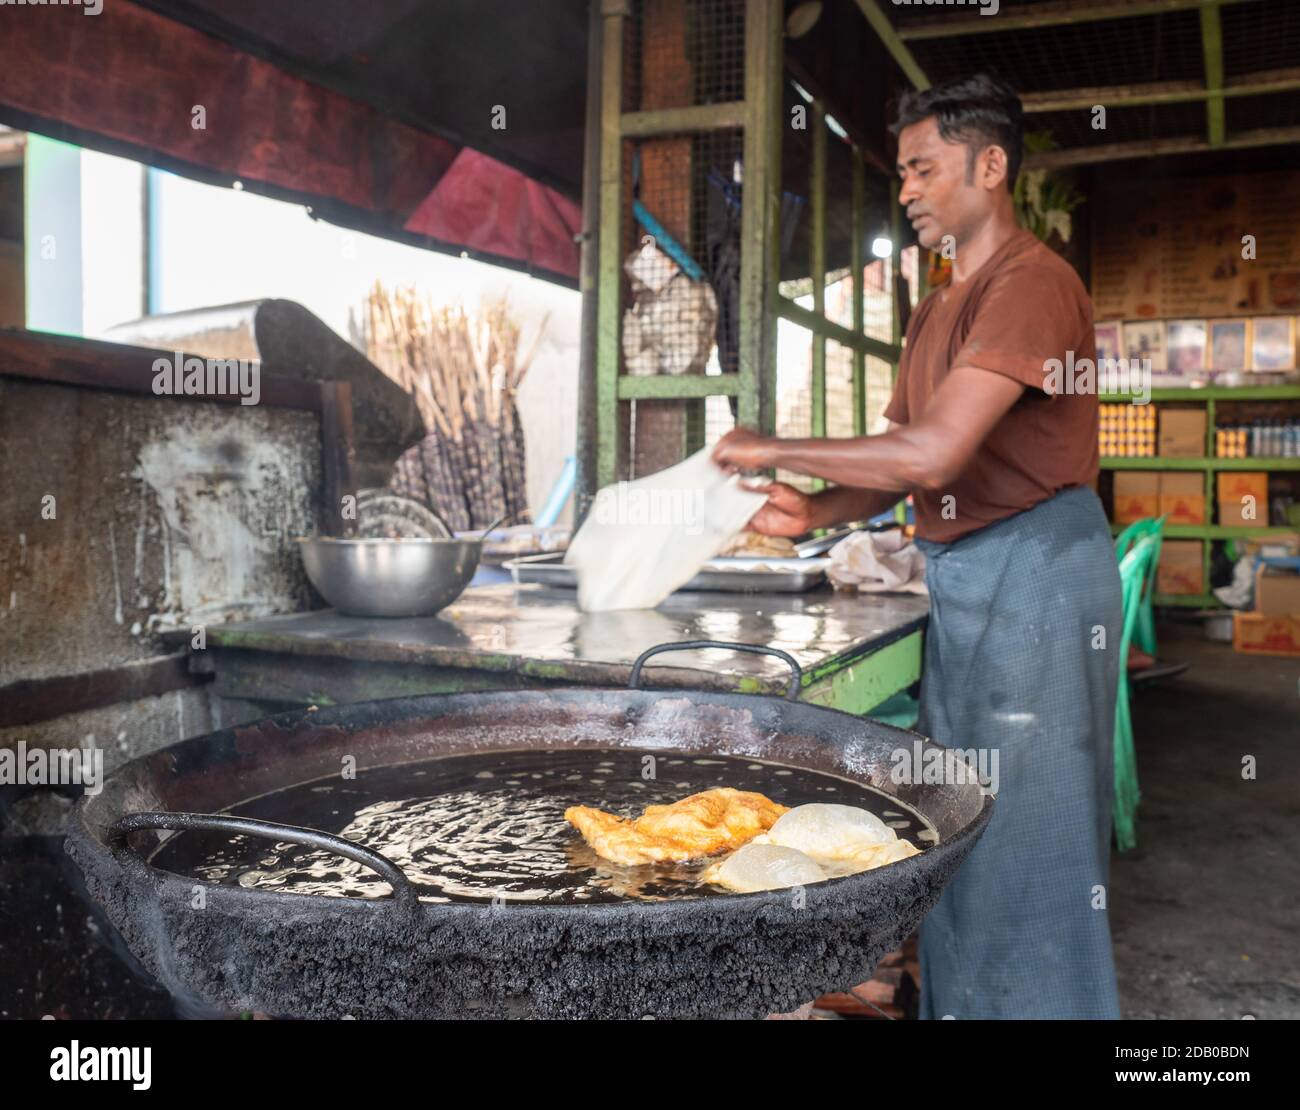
<box><xmin>883</xmin><ymin>228</ymin><xmax>1099</xmax><ymax>543</ymax></box>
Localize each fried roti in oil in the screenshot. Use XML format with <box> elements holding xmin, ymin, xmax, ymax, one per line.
<box><xmin>564</xmin><ymin>787</ymin><xmax>789</xmax><ymax>865</ymax></box>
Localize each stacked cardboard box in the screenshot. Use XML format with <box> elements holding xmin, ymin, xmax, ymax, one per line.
<box><xmin>1114</xmin><ymin>472</ymin><xmax>1206</xmax><ymax>525</ymax></box>
<box><xmin>1217</xmin><ymin>472</ymin><xmax>1269</xmax><ymax>528</ymax></box>
<box><xmin>1255</xmin><ymin>567</ymin><xmax>1300</xmax><ymax>615</ymax></box>
<box><xmin>1157</xmin><ymin>409</ymin><xmax>1207</xmax><ymax>457</ymax></box>
<box><xmin>1113</xmin><ymin>472</ymin><xmax>1160</xmax><ymax>524</ymax></box>
<box><xmin>1158</xmin><ymin>472</ymin><xmax>1206</xmax><ymax>525</ymax></box>
<box><xmin>1156</xmin><ymin>540</ymin><xmax>1204</xmax><ymax>596</ymax></box>
<box><xmin>1235</xmin><ymin>562</ymin><xmax>1300</xmax><ymax>657</ymax></box>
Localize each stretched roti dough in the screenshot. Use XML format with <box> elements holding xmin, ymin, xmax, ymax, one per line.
<box><xmin>564</xmin><ymin>447</ymin><xmax>767</xmax><ymax>611</ymax></box>
<box><xmin>703</xmin><ymin>842</ymin><xmax>827</xmax><ymax>893</ymax></box>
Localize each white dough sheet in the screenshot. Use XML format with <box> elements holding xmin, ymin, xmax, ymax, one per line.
<box><xmin>563</xmin><ymin>447</ymin><xmax>767</xmax><ymax>612</ymax></box>
<box><xmin>705</xmin><ymin>803</ymin><xmax>923</xmax><ymax>893</ymax></box>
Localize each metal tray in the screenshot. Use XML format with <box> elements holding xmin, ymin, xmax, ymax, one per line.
<box><xmin>503</xmin><ymin>551</ymin><xmax>830</xmax><ymax>594</ymax></box>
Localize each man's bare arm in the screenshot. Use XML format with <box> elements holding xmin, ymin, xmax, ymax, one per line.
<box><xmin>806</xmin><ymin>483</ymin><xmax>901</xmax><ymax>531</ymax></box>
<box><xmin>724</xmin><ymin>366</ymin><xmax>1026</xmax><ymax>493</ymax></box>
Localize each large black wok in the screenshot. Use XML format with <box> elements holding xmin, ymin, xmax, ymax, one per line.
<box><xmin>67</xmin><ymin>642</ymin><xmax>992</xmax><ymax>1019</ymax></box>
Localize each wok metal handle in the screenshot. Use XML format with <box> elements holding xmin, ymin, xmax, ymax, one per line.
<box><xmin>628</xmin><ymin>639</ymin><xmax>804</xmax><ymax>702</ymax></box>
<box><xmin>108</xmin><ymin>811</ymin><xmax>420</xmax><ymax>909</ymax></box>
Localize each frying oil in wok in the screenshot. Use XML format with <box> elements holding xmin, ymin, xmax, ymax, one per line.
<box><xmin>150</xmin><ymin>749</ymin><xmax>936</xmax><ymax>905</ymax></box>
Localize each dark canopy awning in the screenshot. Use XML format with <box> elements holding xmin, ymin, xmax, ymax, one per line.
<box><xmin>0</xmin><ymin>0</ymin><xmax>589</xmax><ymax>283</ymax></box>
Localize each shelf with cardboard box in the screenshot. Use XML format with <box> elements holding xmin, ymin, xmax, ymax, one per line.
<box><xmin>1098</xmin><ymin>386</ymin><xmax>1300</xmax><ymax>607</ymax></box>
<box><xmin>1234</xmin><ymin>555</ymin><xmax>1300</xmax><ymax>658</ymax></box>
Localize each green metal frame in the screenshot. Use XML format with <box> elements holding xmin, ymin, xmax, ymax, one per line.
<box><xmin>594</xmin><ymin>0</ymin><xmax>627</xmax><ymax>491</ymax></box>
<box><xmin>798</xmin><ymin>630</ymin><xmax>923</xmax><ymax>716</ymax></box>
<box><xmin>778</xmin><ymin>117</ymin><xmax>903</xmax><ymax>471</ymax></box>
<box><xmin>809</xmin><ymin>99</ymin><xmax>827</xmax><ymax>493</ymax></box>
<box><xmin>776</xmin><ymin>297</ymin><xmax>901</xmax><ymax>362</ymax></box>
<box><xmin>851</xmin><ymin>154</ymin><xmax>866</xmax><ymax>436</ymax></box>
<box><xmin>896</xmin><ymin>0</ymin><xmax>1259</xmax><ymax>40</ymax></box>
<box><xmin>591</xmin><ymin>0</ymin><xmax>784</xmax><ymax>490</ymax></box>
<box><xmin>851</xmin><ymin>0</ymin><xmax>930</xmax><ymax>89</ymax></box>
<box><xmin>901</xmin><ymin>0</ymin><xmax>1279</xmax><ymax>169</ymax></box>
<box><xmin>737</xmin><ymin>0</ymin><xmax>783</xmax><ymax>437</ymax></box>
<box><xmin>590</xmin><ymin>0</ymin><xmax>924</xmax><ymax>493</ymax></box>
<box><xmin>1200</xmin><ymin>2</ymin><xmax>1226</xmax><ymax>147</ymax></box>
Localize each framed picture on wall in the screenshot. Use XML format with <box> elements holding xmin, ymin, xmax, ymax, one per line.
<box><xmin>1251</xmin><ymin>316</ymin><xmax>1297</xmax><ymax>371</ymax></box>
<box><xmin>1123</xmin><ymin>320</ymin><xmax>1166</xmax><ymax>369</ymax></box>
<box><xmin>1094</xmin><ymin>321</ymin><xmax>1122</xmax><ymax>364</ymax></box>
<box><xmin>1166</xmin><ymin>320</ymin><xmax>1208</xmax><ymax>374</ymax></box>
<box><xmin>1208</xmin><ymin>318</ymin><xmax>1251</xmax><ymax>370</ymax></box>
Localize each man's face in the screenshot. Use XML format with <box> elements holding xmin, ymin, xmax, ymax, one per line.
<box><xmin>896</xmin><ymin>116</ymin><xmax>1001</xmax><ymax>252</ymax></box>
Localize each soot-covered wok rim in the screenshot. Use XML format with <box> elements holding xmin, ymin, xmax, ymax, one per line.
<box><xmin>73</xmin><ymin>684</ymin><xmax>995</xmax><ymax>920</ymax></box>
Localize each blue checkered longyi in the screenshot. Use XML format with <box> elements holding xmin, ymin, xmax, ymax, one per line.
<box><xmin>913</xmin><ymin>486</ymin><xmax>1123</xmax><ymax>1020</ymax></box>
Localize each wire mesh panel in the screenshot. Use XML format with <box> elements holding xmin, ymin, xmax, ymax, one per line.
<box><xmin>621</xmin><ymin>129</ymin><xmax>745</xmax><ymax>378</ymax></box>
<box><xmin>774</xmin><ymin>54</ymin><xmax>906</xmax><ymax>455</ymax></box>
<box><xmin>774</xmin><ymin>311</ymin><xmax>814</xmax><ymax>493</ymax></box>
<box><xmin>597</xmin><ymin>0</ymin><xmax>916</xmax><ymax>493</ymax></box>
<box><xmin>864</xmin><ymin>259</ymin><xmax>893</xmax><ymax>341</ymax></box>
<box><xmin>896</xmin><ymin>0</ymin><xmax>1300</xmax><ymax>157</ymax></box>
<box><xmin>1030</xmin><ymin>101</ymin><xmax>1212</xmax><ymax>150</ymax></box>
<box><xmin>703</xmin><ymin>389</ymin><xmax>737</xmax><ymax>445</ymax></box>
<box><xmin>902</xmin><ymin>245</ymin><xmax>921</xmax><ymax>308</ymax></box>
<box><xmin>1227</xmin><ymin>89</ymin><xmax>1300</xmax><ymax>134</ymax></box>
<box><xmin>865</xmin><ymin>354</ymin><xmax>897</xmax><ymax>431</ymax></box>
<box><xmin>1221</xmin><ymin>0</ymin><xmax>1300</xmax><ymax>78</ymax></box>
<box><xmin>610</xmin><ymin>0</ymin><xmax>749</xmax><ymax>480</ymax></box>
<box><xmin>903</xmin><ymin>6</ymin><xmax>1207</xmax><ymax>93</ymax></box>
<box><xmin>628</xmin><ymin>0</ymin><xmax>746</xmax><ymax>111</ymax></box>
<box><xmin>825</xmin><ymin>337</ymin><xmax>857</xmax><ymax>441</ymax></box>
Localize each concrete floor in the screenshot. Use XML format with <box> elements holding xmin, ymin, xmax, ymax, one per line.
<box><xmin>1110</xmin><ymin>620</ymin><xmax>1300</xmax><ymax>1019</ymax></box>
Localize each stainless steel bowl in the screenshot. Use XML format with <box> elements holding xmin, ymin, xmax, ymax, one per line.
<box><xmin>297</xmin><ymin>537</ymin><xmax>481</xmax><ymax>617</ymax></box>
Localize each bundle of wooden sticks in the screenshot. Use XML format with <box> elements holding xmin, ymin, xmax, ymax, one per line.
<box><xmin>363</xmin><ymin>284</ymin><xmax>547</xmax><ymax>532</ymax></box>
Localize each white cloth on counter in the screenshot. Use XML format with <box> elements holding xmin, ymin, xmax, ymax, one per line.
<box><xmin>564</xmin><ymin>447</ymin><xmax>767</xmax><ymax>611</ymax></box>
<box><xmin>827</xmin><ymin>528</ymin><xmax>927</xmax><ymax>595</ymax></box>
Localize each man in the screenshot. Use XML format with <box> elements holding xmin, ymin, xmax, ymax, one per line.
<box><xmin>712</xmin><ymin>74</ymin><xmax>1122</xmax><ymax>1019</ymax></box>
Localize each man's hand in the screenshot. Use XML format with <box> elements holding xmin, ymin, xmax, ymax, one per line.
<box><xmin>744</xmin><ymin>481</ymin><xmax>817</xmax><ymax>538</ymax></box>
<box><xmin>712</xmin><ymin>427</ymin><xmax>777</xmax><ymax>473</ymax></box>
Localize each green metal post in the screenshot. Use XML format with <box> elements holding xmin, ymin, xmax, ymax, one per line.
<box><xmin>575</xmin><ymin>0</ymin><xmax>604</xmax><ymax>518</ymax></box>
<box><xmin>810</xmin><ymin>101</ymin><xmax>827</xmax><ymax>492</ymax></box>
<box><xmin>852</xmin><ymin>0</ymin><xmax>930</xmax><ymax>90</ymax></box>
<box><xmin>889</xmin><ymin>179</ymin><xmax>906</xmax><ymax>527</ymax></box>
<box><xmin>851</xmin><ymin>149</ymin><xmax>866</xmax><ymax>437</ymax></box>
<box><xmin>1201</xmin><ymin>2</ymin><xmax>1225</xmax><ymax>147</ymax></box>
<box><xmin>595</xmin><ymin>0</ymin><xmax>628</xmax><ymax>489</ymax></box>
<box><xmin>890</xmin><ymin>176</ymin><xmax>902</xmax><ymax>372</ymax></box>
<box><xmin>738</xmin><ymin>0</ymin><xmax>783</xmax><ymax>436</ymax></box>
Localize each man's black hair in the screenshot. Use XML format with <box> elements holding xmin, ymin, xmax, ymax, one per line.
<box><xmin>890</xmin><ymin>74</ymin><xmax>1023</xmax><ymax>193</ymax></box>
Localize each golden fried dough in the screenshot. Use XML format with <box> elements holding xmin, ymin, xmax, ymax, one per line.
<box><xmin>717</xmin><ymin>531</ymin><xmax>798</xmax><ymax>558</ymax></box>
<box><xmin>565</xmin><ymin>787</ymin><xmax>789</xmax><ymax>865</ymax></box>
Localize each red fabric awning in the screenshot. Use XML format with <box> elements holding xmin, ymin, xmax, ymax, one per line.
<box><xmin>404</xmin><ymin>149</ymin><xmax>583</xmax><ymax>280</ymax></box>
<box><xmin>0</xmin><ymin>0</ymin><xmax>580</xmax><ymax>282</ymax></box>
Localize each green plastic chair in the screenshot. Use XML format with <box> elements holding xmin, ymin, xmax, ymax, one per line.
<box><xmin>1113</xmin><ymin>533</ymin><xmax>1160</xmax><ymax>852</ymax></box>
<box><xmin>1114</xmin><ymin>515</ymin><xmax>1167</xmax><ymax>658</ymax></box>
